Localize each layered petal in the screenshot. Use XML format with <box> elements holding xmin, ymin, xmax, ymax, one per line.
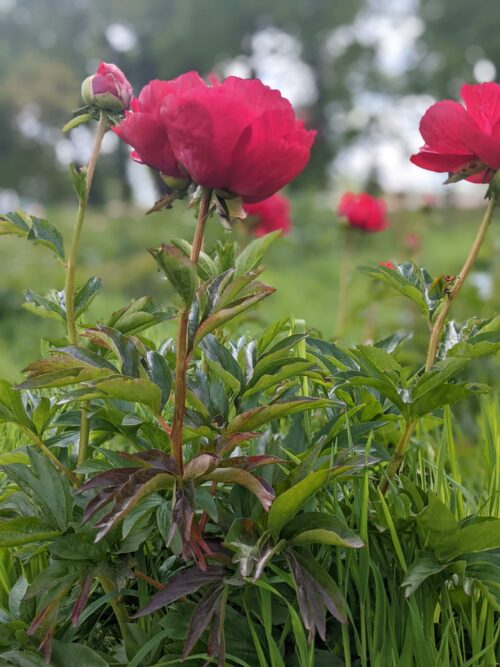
<box><xmin>162</xmin><ymin>75</ymin><xmax>315</xmax><ymax>200</ymax></box>
<box><xmin>113</xmin><ymin>73</ymin><xmax>204</xmax><ymax>178</ymax></box>
<box><xmin>411</xmin><ymin>83</ymin><xmax>500</xmax><ymax>177</ymax></box>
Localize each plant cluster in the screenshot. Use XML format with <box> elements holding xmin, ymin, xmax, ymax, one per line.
<box><xmin>0</xmin><ymin>63</ymin><xmax>498</xmax><ymax>666</ymax></box>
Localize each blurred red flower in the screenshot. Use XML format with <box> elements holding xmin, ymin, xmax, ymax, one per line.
<box><xmin>115</xmin><ymin>73</ymin><xmax>316</xmax><ymax>201</ymax></box>
<box><xmin>337</xmin><ymin>192</ymin><xmax>388</xmax><ymax>233</ymax></box>
<box><xmin>380</xmin><ymin>261</ymin><xmax>396</xmax><ymax>270</ymax></box>
<box><xmin>244</xmin><ymin>193</ymin><xmax>291</xmax><ymax>237</ymax></box>
<box><xmin>410</xmin><ymin>83</ymin><xmax>500</xmax><ymax>182</ymax></box>
<box><xmin>113</xmin><ymin>73</ymin><xmax>203</xmax><ymax>178</ymax></box>
<box><xmin>404</xmin><ymin>233</ymin><xmax>421</xmax><ymax>252</ymax></box>
<box><xmin>82</xmin><ymin>62</ymin><xmax>133</xmax><ymax>112</ymax></box>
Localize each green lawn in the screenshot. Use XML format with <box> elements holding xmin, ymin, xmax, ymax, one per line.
<box><xmin>1</xmin><ymin>194</ymin><xmax>498</xmax><ymax>380</ymax></box>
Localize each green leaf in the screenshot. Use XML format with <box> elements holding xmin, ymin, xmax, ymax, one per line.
<box><xmin>49</xmin><ymin>531</ymin><xmax>107</xmax><ymax>562</ymax></box>
<box><xmin>283</xmin><ymin>513</ymin><xmax>364</xmax><ymax>548</ymax></box>
<box><xmin>144</xmin><ymin>351</ymin><xmax>172</xmax><ymax>409</ymax></box>
<box><xmin>51</xmin><ymin>640</ymin><xmax>110</xmax><ymax>667</ymax></box>
<box><xmin>23</xmin><ymin>289</ymin><xmax>66</xmax><ymax>323</ymax></box>
<box><xmin>0</xmin><ymin>380</ymin><xmax>33</xmax><ymax>428</ymax></box>
<box><xmin>0</xmin><ymin>517</ymin><xmax>60</xmax><ymax>547</ymax></box>
<box><xmin>411</xmin><ymin>382</ymin><xmax>489</xmax><ymax>418</ymax></box>
<box><xmin>18</xmin><ymin>348</ymin><xmax>117</xmax><ymax>389</ymax></box>
<box><xmin>0</xmin><ymin>651</ymin><xmax>48</xmax><ymax>667</ymax></box>
<box><xmin>0</xmin><ymin>211</ymin><xmax>65</xmax><ymax>259</ymax></box>
<box><xmin>242</xmin><ymin>360</ymin><xmax>316</xmax><ymax>399</ymax></box>
<box><xmin>105</xmin><ymin>296</ymin><xmax>172</xmax><ymax>335</ymax></box>
<box><xmin>62</xmin><ymin>112</ymin><xmax>94</xmax><ymax>133</ymax></box>
<box><xmin>235</xmin><ymin>231</ymin><xmax>280</xmax><ymax>276</ymax></box>
<box><xmin>225</xmin><ymin>397</ymin><xmax>333</xmax><ymax>435</ymax></box>
<box><xmin>206</xmin><ymin>467</ymin><xmax>274</xmax><ymax>510</ymax></box>
<box><xmin>402</xmin><ymin>555</ymin><xmax>448</xmax><ymax>597</ymax></box>
<box><xmin>69</xmin><ymin>164</ymin><xmax>88</xmax><ymax>202</ymax></box>
<box><xmin>435</xmin><ymin>518</ymin><xmax>500</xmax><ymax>561</ymax></box>
<box><xmin>170</xmin><ymin>238</ymin><xmax>217</xmax><ymax>280</ymax></box>
<box><xmin>268</xmin><ymin>467</ymin><xmax>349</xmax><ymax>539</ymax></box>
<box><xmin>64</xmin><ymin>375</ymin><xmax>163</xmax><ymax>414</ymax></box>
<box><xmin>359</xmin><ymin>262</ymin><xmax>431</xmax><ymax>317</ymax></box>
<box><xmin>151</xmin><ymin>244</ymin><xmax>197</xmax><ymax>306</ymax></box>
<box><xmin>194</xmin><ymin>283</ymin><xmax>275</xmax><ymax>346</ymax></box>
<box><xmin>74</xmin><ymin>276</ymin><xmax>102</xmax><ymax>318</ymax></box>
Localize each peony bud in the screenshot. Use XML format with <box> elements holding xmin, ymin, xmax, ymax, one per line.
<box><xmin>81</xmin><ymin>62</ymin><xmax>132</xmax><ymax>112</ymax></box>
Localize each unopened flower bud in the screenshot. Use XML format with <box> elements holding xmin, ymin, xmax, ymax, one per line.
<box><xmin>81</xmin><ymin>62</ymin><xmax>132</xmax><ymax>112</ymax></box>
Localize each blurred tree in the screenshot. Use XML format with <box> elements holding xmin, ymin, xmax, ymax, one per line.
<box><xmin>0</xmin><ymin>0</ymin><xmax>499</xmax><ymax>203</ymax></box>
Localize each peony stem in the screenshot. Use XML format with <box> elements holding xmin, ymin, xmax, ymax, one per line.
<box><xmin>63</xmin><ymin>112</ymin><xmax>107</xmax><ymax>474</ymax></box>
<box><xmin>381</xmin><ymin>189</ymin><xmax>497</xmax><ymax>494</ymax></box>
<box><xmin>335</xmin><ymin>232</ymin><xmax>351</xmax><ymax>338</ymax></box>
<box><xmin>379</xmin><ymin>420</ymin><xmax>413</xmax><ymax>495</ymax></box>
<box><xmin>65</xmin><ymin>112</ymin><xmax>107</xmax><ymax>346</ymax></box>
<box><xmin>170</xmin><ymin>188</ymin><xmax>213</xmax><ymax>475</ymax></box>
<box><xmin>425</xmin><ymin>192</ymin><xmax>497</xmax><ymax>371</ymax></box>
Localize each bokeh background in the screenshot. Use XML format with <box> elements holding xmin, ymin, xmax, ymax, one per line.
<box><xmin>1</xmin><ymin>0</ymin><xmax>499</xmax><ymax>379</ymax></box>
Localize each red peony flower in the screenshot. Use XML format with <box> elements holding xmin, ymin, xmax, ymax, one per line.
<box><xmin>337</xmin><ymin>192</ymin><xmax>388</xmax><ymax>233</ymax></box>
<box><xmin>380</xmin><ymin>261</ymin><xmax>396</xmax><ymax>270</ymax></box>
<box><xmin>115</xmin><ymin>73</ymin><xmax>315</xmax><ymax>201</ymax></box>
<box><xmin>410</xmin><ymin>83</ymin><xmax>500</xmax><ymax>182</ymax></box>
<box><xmin>81</xmin><ymin>62</ymin><xmax>132</xmax><ymax>112</ymax></box>
<box><xmin>113</xmin><ymin>72</ymin><xmax>204</xmax><ymax>178</ymax></box>
<box><xmin>244</xmin><ymin>193</ymin><xmax>292</xmax><ymax>237</ymax></box>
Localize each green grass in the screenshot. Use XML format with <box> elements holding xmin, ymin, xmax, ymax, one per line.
<box><xmin>1</xmin><ymin>195</ymin><xmax>498</xmax><ymax>380</ymax></box>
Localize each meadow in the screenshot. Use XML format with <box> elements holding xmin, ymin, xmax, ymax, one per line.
<box><xmin>1</xmin><ymin>197</ymin><xmax>498</xmax><ymax>380</ymax></box>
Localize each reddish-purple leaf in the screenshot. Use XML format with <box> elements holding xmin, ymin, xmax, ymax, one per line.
<box><xmin>183</xmin><ymin>453</ymin><xmax>221</xmax><ymax>480</ymax></box>
<box><xmin>71</xmin><ymin>573</ymin><xmax>94</xmax><ymax>627</ymax></box>
<box><xmin>287</xmin><ymin>551</ymin><xmax>327</xmax><ymax>641</ymax></box>
<box><xmin>133</xmin><ymin>565</ymin><xmax>226</xmax><ymax>618</ymax></box>
<box><xmin>206</xmin><ymin>468</ymin><xmax>274</xmax><ymax>511</ymax></box>
<box><xmin>217</xmin><ymin>455</ymin><xmax>285</xmax><ymax>471</ymax></box>
<box><xmin>116</xmin><ymin>449</ymin><xmax>178</xmax><ymax>473</ymax></box>
<box><xmin>182</xmin><ymin>582</ymin><xmax>224</xmax><ymax>659</ymax></box>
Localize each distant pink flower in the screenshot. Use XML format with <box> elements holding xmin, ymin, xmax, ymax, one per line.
<box><xmin>244</xmin><ymin>193</ymin><xmax>291</xmax><ymax>237</ymax></box>
<box><xmin>337</xmin><ymin>192</ymin><xmax>388</xmax><ymax>233</ymax></box>
<box><xmin>404</xmin><ymin>233</ymin><xmax>421</xmax><ymax>252</ymax></box>
<box><xmin>411</xmin><ymin>83</ymin><xmax>500</xmax><ymax>182</ymax></box>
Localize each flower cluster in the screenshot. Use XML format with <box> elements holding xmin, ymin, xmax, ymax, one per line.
<box><xmin>114</xmin><ymin>73</ymin><xmax>316</xmax><ymax>203</ymax></box>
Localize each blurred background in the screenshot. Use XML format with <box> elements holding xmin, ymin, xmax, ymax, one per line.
<box><xmin>0</xmin><ymin>0</ymin><xmax>499</xmax><ymax>379</ymax></box>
